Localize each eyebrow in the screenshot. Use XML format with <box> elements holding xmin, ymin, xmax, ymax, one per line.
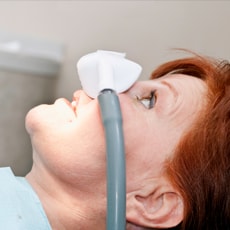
<box><xmin>161</xmin><ymin>79</ymin><xmax>179</xmax><ymax>99</ymax></box>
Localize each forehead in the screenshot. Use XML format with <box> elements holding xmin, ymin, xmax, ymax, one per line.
<box><xmin>156</xmin><ymin>73</ymin><xmax>204</xmax><ymax>84</ymax></box>
<box><xmin>136</xmin><ymin>74</ymin><xmax>206</xmax><ymax>92</ymax></box>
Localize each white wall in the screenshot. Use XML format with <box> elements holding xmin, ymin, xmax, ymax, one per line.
<box><xmin>0</xmin><ymin>1</ymin><xmax>229</xmax><ymax>175</ymax></box>
<box><xmin>0</xmin><ymin>0</ymin><xmax>229</xmax><ymax>99</ymax></box>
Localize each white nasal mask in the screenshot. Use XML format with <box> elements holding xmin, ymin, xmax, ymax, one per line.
<box><xmin>77</xmin><ymin>50</ymin><xmax>142</xmax><ymax>98</ymax></box>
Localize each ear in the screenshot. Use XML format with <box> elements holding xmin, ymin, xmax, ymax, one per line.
<box><xmin>126</xmin><ymin>179</ymin><xmax>184</xmax><ymax>229</ymax></box>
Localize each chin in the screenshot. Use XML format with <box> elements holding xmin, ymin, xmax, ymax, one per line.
<box><xmin>25</xmin><ymin>104</ymin><xmax>49</xmax><ymax>135</ymax></box>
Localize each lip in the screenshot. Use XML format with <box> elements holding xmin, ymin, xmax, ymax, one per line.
<box><xmin>55</xmin><ymin>98</ymin><xmax>77</xmax><ymax>116</ymax></box>
<box><xmin>71</xmin><ymin>100</ymin><xmax>77</xmax><ymax>114</ymax></box>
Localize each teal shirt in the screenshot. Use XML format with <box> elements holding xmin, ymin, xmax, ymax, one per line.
<box><xmin>0</xmin><ymin>167</ymin><xmax>52</xmax><ymax>229</ymax></box>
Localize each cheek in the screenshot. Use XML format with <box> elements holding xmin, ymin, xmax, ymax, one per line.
<box><xmin>120</xmin><ymin>97</ymin><xmax>149</xmax><ymax>154</ymax></box>
<box><xmin>76</xmin><ymin>102</ymin><xmax>106</xmax><ymax>146</ymax></box>
<box><xmin>119</xmin><ymin>101</ymin><xmax>176</xmax><ymax>190</ymax></box>
<box><xmin>29</xmin><ymin>102</ymin><xmax>107</xmax><ymax>183</ymax></box>
<box><xmin>26</xmin><ymin>101</ymin><xmax>105</xmax><ymax>171</ymax></box>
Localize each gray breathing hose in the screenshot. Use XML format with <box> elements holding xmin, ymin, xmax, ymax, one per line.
<box><xmin>98</xmin><ymin>89</ymin><xmax>126</xmax><ymax>230</ymax></box>
<box><xmin>77</xmin><ymin>50</ymin><xmax>142</xmax><ymax>230</ymax></box>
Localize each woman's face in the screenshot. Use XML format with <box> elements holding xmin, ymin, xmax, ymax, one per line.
<box><xmin>25</xmin><ymin>74</ymin><xmax>207</xmax><ymax>194</ymax></box>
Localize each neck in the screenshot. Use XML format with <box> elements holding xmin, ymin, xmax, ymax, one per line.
<box><xmin>26</xmin><ymin>165</ymin><xmax>106</xmax><ymax>230</ymax></box>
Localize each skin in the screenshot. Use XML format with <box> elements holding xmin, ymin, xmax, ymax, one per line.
<box><xmin>25</xmin><ymin>74</ymin><xmax>207</xmax><ymax>229</ymax></box>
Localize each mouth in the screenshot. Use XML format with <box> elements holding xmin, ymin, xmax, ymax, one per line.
<box><xmin>55</xmin><ymin>98</ymin><xmax>78</xmax><ymax>117</ymax></box>
<box><xmin>71</xmin><ymin>100</ymin><xmax>78</xmax><ymax>115</ymax></box>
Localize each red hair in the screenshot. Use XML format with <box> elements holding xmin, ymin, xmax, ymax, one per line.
<box><xmin>151</xmin><ymin>54</ymin><xmax>230</xmax><ymax>230</ymax></box>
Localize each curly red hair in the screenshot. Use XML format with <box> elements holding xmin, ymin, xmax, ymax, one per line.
<box><xmin>150</xmin><ymin>54</ymin><xmax>230</xmax><ymax>230</ymax></box>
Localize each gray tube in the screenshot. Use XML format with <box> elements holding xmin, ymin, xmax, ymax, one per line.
<box><xmin>98</xmin><ymin>89</ymin><xmax>126</xmax><ymax>230</ymax></box>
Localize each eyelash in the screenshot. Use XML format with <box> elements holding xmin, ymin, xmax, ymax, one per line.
<box><xmin>136</xmin><ymin>90</ymin><xmax>156</xmax><ymax>109</ymax></box>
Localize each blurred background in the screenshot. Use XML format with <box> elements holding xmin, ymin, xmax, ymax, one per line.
<box><xmin>0</xmin><ymin>0</ymin><xmax>229</xmax><ymax>176</ymax></box>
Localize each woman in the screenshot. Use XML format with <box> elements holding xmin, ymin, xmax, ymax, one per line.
<box><xmin>0</xmin><ymin>53</ymin><xmax>229</xmax><ymax>229</ymax></box>
<box><xmin>154</xmin><ymin>56</ymin><xmax>230</xmax><ymax>230</ymax></box>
